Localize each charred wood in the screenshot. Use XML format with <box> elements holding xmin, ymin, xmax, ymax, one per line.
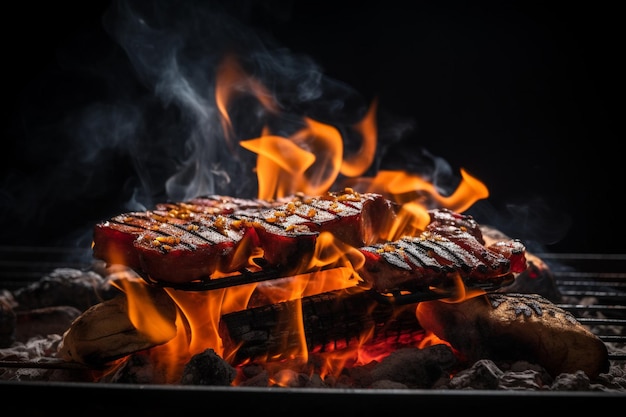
<box><xmin>219</xmin><ymin>287</ymin><xmax>423</xmax><ymax>365</ymax></box>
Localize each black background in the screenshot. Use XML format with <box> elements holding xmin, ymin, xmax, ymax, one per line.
<box><xmin>2</xmin><ymin>1</ymin><xmax>623</xmax><ymax>254</ymax></box>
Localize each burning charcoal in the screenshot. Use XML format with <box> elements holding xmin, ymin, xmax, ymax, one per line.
<box><xmin>180</xmin><ymin>348</ymin><xmax>237</xmax><ymax>386</ymax></box>
<box><xmin>14</xmin><ymin>306</ymin><xmax>82</xmax><ymax>342</ymax></box>
<box><xmin>498</xmin><ymin>369</ymin><xmax>545</xmax><ymax>390</ymax></box>
<box><xmin>270</xmin><ymin>368</ymin><xmax>307</xmax><ymax>387</ymax></box>
<box><xmin>549</xmin><ymin>370</ymin><xmax>592</xmax><ymax>391</ymax></box>
<box><xmin>416</xmin><ymin>293</ymin><xmax>610</xmax><ymax>379</ymax></box>
<box><xmin>239</xmin><ymin>362</ymin><xmax>265</xmax><ymax>379</ymax></box>
<box><xmin>343</xmin><ymin>362</ymin><xmax>376</xmax><ymax>388</ymax></box>
<box><xmin>101</xmin><ymin>353</ymin><xmax>161</xmax><ymax>384</ymax></box>
<box><xmin>595</xmin><ymin>367</ymin><xmax>626</xmax><ymax>391</ymax></box>
<box><xmin>304</xmin><ymin>373</ymin><xmax>327</xmax><ymax>388</ymax></box>
<box><xmin>1</xmin><ymin>334</ymin><xmax>62</xmax><ymax>358</ymax></box>
<box><xmin>369</xmin><ymin>345</ymin><xmax>457</xmax><ymax>388</ymax></box>
<box><xmin>448</xmin><ymin>359</ymin><xmax>504</xmax><ymax>390</ymax></box>
<box><xmin>370</xmin><ymin>379</ymin><xmax>410</xmax><ymax>389</ymax></box>
<box><xmin>450</xmin><ymin>360</ymin><xmax>552</xmax><ymax>390</ymax></box>
<box><xmin>12</xmin><ymin>268</ymin><xmax>119</xmax><ymax>312</ymax></box>
<box><xmin>237</xmin><ymin>369</ymin><xmax>270</xmax><ymax>387</ymax></box>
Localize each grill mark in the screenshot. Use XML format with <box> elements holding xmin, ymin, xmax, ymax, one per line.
<box><xmin>166</xmin><ymin>221</ymin><xmax>231</xmax><ymax>245</ymax></box>
<box><xmin>151</xmin><ymin>215</ymin><xmax>249</xmax><ymax>248</ymax></box>
<box><xmin>142</xmin><ymin>194</ymin><xmax>368</xmax><ymax>240</ymax></box>
<box><xmin>231</xmin><ymin>212</ymin><xmax>318</xmax><ymax>237</ymax></box>
<box><xmin>362</xmin><ymin>246</ymin><xmax>412</xmax><ymax>271</ymax></box>
<box><xmin>409</xmin><ymin>237</ymin><xmax>459</xmax><ymax>272</ymax></box>
<box><xmin>397</xmin><ymin>238</ymin><xmax>444</xmax><ymax>272</ymax></box>
<box><xmin>445</xmin><ymin>231</ymin><xmax>509</xmax><ymax>272</ymax></box>
<box><xmin>107</xmin><ymin>219</ymin><xmax>196</xmax><ymax>252</ymax></box>
<box><xmin>262</xmin><ymin>200</ymin><xmax>355</xmax><ymax>228</ymax></box>
<box><xmin>108</xmin><ymin>215</ymin><xmax>160</xmax><ymax>234</ymax></box>
<box><xmin>427</xmin><ymin>236</ymin><xmax>483</xmax><ymax>273</ymax></box>
<box><xmin>380</xmin><ymin>250</ymin><xmax>412</xmax><ymax>271</ymax></box>
<box><xmin>109</xmin><ymin>214</ymin><xmax>203</xmax><ymax>250</ymax></box>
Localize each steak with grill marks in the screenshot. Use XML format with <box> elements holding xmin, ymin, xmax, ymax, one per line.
<box><xmin>92</xmin><ymin>188</ymin><xmax>396</xmax><ymax>283</ymax></box>
<box><xmin>357</xmin><ymin>208</ymin><xmax>527</xmax><ymax>293</ymax></box>
<box><xmin>93</xmin><ymin>191</ymin><xmax>526</xmax><ymax>288</ymax></box>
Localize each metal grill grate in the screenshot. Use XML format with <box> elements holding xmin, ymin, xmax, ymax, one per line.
<box><xmin>1</xmin><ymin>249</ymin><xmax>625</xmax><ymax>361</ymax></box>
<box><xmin>2</xmin><ymin>248</ymin><xmax>625</xmax><ymax>350</ymax></box>
<box><xmin>539</xmin><ymin>253</ymin><xmax>626</xmax><ymax>363</ymax></box>
<box><xmin>0</xmin><ymin>245</ymin><xmax>92</xmax><ymax>291</ymax></box>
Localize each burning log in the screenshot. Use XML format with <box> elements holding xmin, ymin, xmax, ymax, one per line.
<box><xmin>219</xmin><ymin>287</ymin><xmax>422</xmax><ymax>365</ymax></box>
<box><xmin>416</xmin><ymin>292</ymin><xmax>610</xmax><ymax>379</ymax></box>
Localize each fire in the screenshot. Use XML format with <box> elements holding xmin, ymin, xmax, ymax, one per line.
<box><xmin>106</xmin><ymin>55</ymin><xmax>490</xmax><ymax>384</ymax></box>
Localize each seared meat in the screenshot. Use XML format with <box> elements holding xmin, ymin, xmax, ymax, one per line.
<box><xmin>92</xmin><ymin>188</ymin><xmax>396</xmax><ymax>283</ymax></box>
<box><xmin>92</xmin><ymin>211</ymin><xmax>260</xmax><ymax>283</ymax></box>
<box><xmin>357</xmin><ymin>209</ymin><xmax>527</xmax><ymax>293</ymax></box>
<box><xmin>93</xmin><ymin>192</ymin><xmax>526</xmax><ymax>290</ymax></box>
<box><xmin>232</xmin><ymin>190</ymin><xmax>396</xmax><ymax>270</ymax></box>
<box><xmin>425</xmin><ymin>207</ymin><xmax>485</xmax><ymax>244</ymax></box>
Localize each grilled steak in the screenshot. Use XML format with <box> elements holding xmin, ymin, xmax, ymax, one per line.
<box><xmin>92</xmin><ymin>188</ymin><xmax>396</xmax><ymax>283</ymax></box>
<box><xmin>93</xmin><ymin>190</ymin><xmax>526</xmax><ymax>290</ymax></box>
<box><xmin>231</xmin><ymin>190</ymin><xmax>396</xmax><ymax>271</ymax></box>
<box><xmin>357</xmin><ymin>209</ymin><xmax>527</xmax><ymax>293</ymax></box>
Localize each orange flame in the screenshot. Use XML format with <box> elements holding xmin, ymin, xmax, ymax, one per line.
<box><xmin>109</xmin><ymin>55</ymin><xmax>491</xmax><ymax>383</ymax></box>
<box><xmin>113</xmin><ymin>277</ymin><xmax>177</xmax><ymax>345</ymax></box>
<box><xmin>216</xmin><ymin>54</ymin><xmax>280</xmax><ymax>150</ymax></box>
<box><xmin>340</xmin><ymin>98</ymin><xmax>378</xmax><ymax>178</ymax></box>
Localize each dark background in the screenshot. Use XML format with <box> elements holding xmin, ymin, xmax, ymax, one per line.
<box><xmin>1</xmin><ymin>1</ymin><xmax>623</xmax><ymax>254</ymax></box>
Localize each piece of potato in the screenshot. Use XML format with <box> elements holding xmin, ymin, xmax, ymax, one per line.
<box><xmin>59</xmin><ymin>286</ymin><xmax>177</xmax><ymax>366</ymax></box>
<box><xmin>416</xmin><ymin>292</ymin><xmax>610</xmax><ymax>378</ymax></box>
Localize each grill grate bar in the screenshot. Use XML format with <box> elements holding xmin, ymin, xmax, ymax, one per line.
<box><xmin>555</xmin><ymin>272</ymin><xmax>626</xmax><ymax>280</ymax></box>
<box><xmin>599</xmin><ymin>336</ymin><xmax>626</xmax><ymax>343</ymax></box>
<box><xmin>546</xmin><ymin>254</ymin><xmax>626</xmax><ymax>368</ymax></box>
<box><xmin>573</xmin><ymin>318</ymin><xmax>626</xmax><ymax>326</ymax></box>
<box><xmin>558</xmin><ymin>304</ymin><xmax>626</xmax><ymax>312</ymax></box>
<box><xmin>556</xmin><ymin>279</ymin><xmax>626</xmax><ymax>287</ymax></box>
<box><xmin>0</xmin><ymin>246</ymin><xmax>93</xmax><ymax>291</ymax></box>
<box><xmin>558</xmin><ymin>290</ymin><xmax>625</xmax><ymax>298</ymax></box>
<box><xmin>535</xmin><ymin>253</ymin><xmax>626</xmax><ymax>261</ymax></box>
